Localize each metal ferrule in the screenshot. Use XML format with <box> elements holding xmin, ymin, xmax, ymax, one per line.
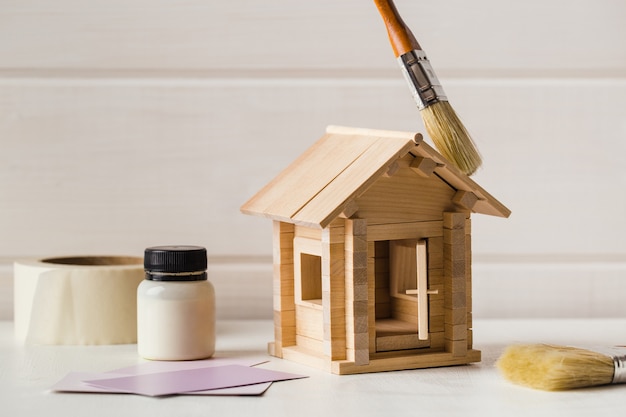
<box><xmin>612</xmin><ymin>352</ymin><xmax>626</xmax><ymax>384</ymax></box>
<box><xmin>397</xmin><ymin>50</ymin><xmax>447</xmax><ymax>110</ymax></box>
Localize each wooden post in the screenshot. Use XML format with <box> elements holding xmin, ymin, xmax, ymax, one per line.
<box><xmin>344</xmin><ymin>218</ymin><xmax>369</xmax><ymax>365</ymax></box>
<box><xmin>270</xmin><ymin>221</ymin><xmax>296</xmax><ymax>357</ymax></box>
<box><xmin>443</xmin><ymin>212</ymin><xmax>468</xmax><ymax>357</ymax></box>
<box><xmin>322</xmin><ymin>223</ymin><xmax>346</xmax><ymax>361</ymax></box>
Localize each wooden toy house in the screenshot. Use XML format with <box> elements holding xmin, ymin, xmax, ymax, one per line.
<box><xmin>241</xmin><ymin>125</ymin><xmax>510</xmax><ymax>374</ymax></box>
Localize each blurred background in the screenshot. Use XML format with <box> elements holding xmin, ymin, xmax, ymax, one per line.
<box><xmin>1</xmin><ymin>0</ymin><xmax>625</xmax><ymax>321</ymax></box>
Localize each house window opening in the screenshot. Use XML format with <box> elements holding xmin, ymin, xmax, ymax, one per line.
<box><xmin>300</xmin><ymin>253</ymin><xmax>322</xmax><ymax>305</ymax></box>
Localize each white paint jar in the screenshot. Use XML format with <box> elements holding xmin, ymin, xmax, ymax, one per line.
<box><xmin>137</xmin><ymin>246</ymin><xmax>215</xmax><ymax>360</ymax></box>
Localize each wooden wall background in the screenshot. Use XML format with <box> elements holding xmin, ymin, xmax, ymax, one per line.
<box><xmin>1</xmin><ymin>0</ymin><xmax>625</xmax><ymax>320</ymax></box>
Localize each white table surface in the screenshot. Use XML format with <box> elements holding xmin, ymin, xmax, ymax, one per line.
<box><xmin>2</xmin><ymin>319</ymin><xmax>625</xmax><ymax>416</ymax></box>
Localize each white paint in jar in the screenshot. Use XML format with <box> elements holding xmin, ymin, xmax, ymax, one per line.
<box><xmin>137</xmin><ymin>246</ymin><xmax>215</xmax><ymax>361</ymax></box>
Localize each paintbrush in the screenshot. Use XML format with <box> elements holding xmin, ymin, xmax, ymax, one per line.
<box><xmin>496</xmin><ymin>344</ymin><xmax>626</xmax><ymax>390</ymax></box>
<box><xmin>373</xmin><ymin>0</ymin><xmax>482</xmax><ymax>175</ymax></box>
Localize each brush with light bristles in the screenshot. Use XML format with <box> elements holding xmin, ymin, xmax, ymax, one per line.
<box><xmin>373</xmin><ymin>0</ymin><xmax>482</xmax><ymax>175</ymax></box>
<box><xmin>497</xmin><ymin>344</ymin><xmax>626</xmax><ymax>391</ymax></box>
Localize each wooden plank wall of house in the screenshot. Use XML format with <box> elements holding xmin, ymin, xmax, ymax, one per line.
<box><xmin>1</xmin><ymin>0</ymin><xmax>626</xmax><ymax>320</ymax></box>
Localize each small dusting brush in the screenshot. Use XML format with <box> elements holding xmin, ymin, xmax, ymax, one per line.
<box><xmin>497</xmin><ymin>344</ymin><xmax>626</xmax><ymax>391</ymax></box>
<box><xmin>373</xmin><ymin>0</ymin><xmax>482</xmax><ymax>175</ymax></box>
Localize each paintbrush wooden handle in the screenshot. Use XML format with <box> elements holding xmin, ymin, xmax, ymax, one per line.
<box><xmin>373</xmin><ymin>0</ymin><xmax>421</xmax><ymax>57</ymax></box>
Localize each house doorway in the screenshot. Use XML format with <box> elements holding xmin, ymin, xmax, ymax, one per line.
<box><xmin>373</xmin><ymin>239</ymin><xmax>434</xmax><ymax>352</ymax></box>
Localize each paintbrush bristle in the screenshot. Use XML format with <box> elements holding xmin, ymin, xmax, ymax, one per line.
<box><xmin>421</xmin><ymin>101</ymin><xmax>482</xmax><ymax>176</ymax></box>
<box><xmin>497</xmin><ymin>344</ymin><xmax>615</xmax><ymax>391</ymax></box>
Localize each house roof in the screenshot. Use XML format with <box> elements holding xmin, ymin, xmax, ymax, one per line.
<box><xmin>241</xmin><ymin>125</ymin><xmax>511</xmax><ymax>229</ymax></box>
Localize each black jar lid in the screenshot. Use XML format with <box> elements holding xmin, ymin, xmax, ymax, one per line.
<box><xmin>144</xmin><ymin>245</ymin><xmax>207</xmax><ymax>281</ymax></box>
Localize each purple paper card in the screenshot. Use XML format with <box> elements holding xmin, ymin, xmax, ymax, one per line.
<box><xmin>85</xmin><ymin>364</ymin><xmax>307</xmax><ymax>397</ymax></box>
<box><xmin>52</xmin><ymin>372</ymin><xmax>273</xmax><ymax>396</ymax></box>
<box><xmin>51</xmin><ymin>357</ymin><xmax>273</xmax><ymax>396</ymax></box>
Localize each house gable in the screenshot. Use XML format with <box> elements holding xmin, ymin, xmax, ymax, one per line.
<box><xmin>354</xmin><ymin>154</ymin><xmax>458</xmax><ymax>224</ymax></box>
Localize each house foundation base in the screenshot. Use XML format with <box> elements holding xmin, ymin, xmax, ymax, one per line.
<box><xmin>269</xmin><ymin>342</ymin><xmax>481</xmax><ymax>375</ymax></box>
